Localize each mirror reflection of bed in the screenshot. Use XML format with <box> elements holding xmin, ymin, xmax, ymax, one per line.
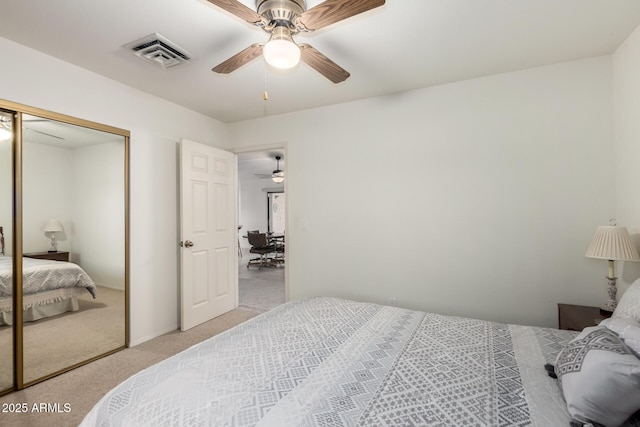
<box><xmin>0</xmin><ymin>246</ymin><xmax>97</xmax><ymax>327</ymax></box>
<box><xmin>0</xmin><ymin>255</ymin><xmax>124</xmax><ymax>382</ymax></box>
<box><xmin>0</xmin><ymin>113</ymin><xmax>126</xmax><ymax>388</ymax></box>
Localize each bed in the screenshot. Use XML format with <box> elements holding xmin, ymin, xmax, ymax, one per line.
<box><xmin>0</xmin><ymin>227</ymin><xmax>97</xmax><ymax>326</ymax></box>
<box><xmin>78</xmin><ymin>294</ymin><xmax>640</xmax><ymax>426</ymax></box>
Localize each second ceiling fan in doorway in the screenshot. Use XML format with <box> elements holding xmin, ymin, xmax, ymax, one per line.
<box><xmin>255</xmin><ymin>155</ymin><xmax>285</xmax><ymax>182</ymax></box>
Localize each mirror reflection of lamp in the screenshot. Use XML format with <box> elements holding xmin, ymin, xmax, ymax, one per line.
<box><xmin>44</xmin><ymin>219</ymin><xmax>63</xmax><ymax>253</ymax></box>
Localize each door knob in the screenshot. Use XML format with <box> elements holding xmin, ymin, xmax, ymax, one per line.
<box><xmin>184</xmin><ymin>240</ymin><xmax>194</xmax><ymax>248</ymax></box>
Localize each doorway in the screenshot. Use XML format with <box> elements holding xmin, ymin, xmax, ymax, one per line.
<box><xmin>236</xmin><ymin>147</ymin><xmax>287</xmax><ymax>313</ymax></box>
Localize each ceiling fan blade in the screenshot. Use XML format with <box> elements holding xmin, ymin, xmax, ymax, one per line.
<box><xmin>298</xmin><ymin>0</ymin><xmax>385</xmax><ymax>31</ymax></box>
<box><xmin>212</xmin><ymin>43</ymin><xmax>264</xmax><ymax>74</ymax></box>
<box><xmin>299</xmin><ymin>44</ymin><xmax>350</xmax><ymax>83</ymax></box>
<box><xmin>23</xmin><ymin>127</ymin><xmax>65</xmax><ymax>140</ymax></box>
<box><xmin>205</xmin><ymin>0</ymin><xmax>263</xmax><ymax>25</ymax></box>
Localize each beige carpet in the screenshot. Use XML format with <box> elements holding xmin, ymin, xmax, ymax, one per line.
<box><xmin>0</xmin><ymin>307</ymin><xmax>259</xmax><ymax>427</ymax></box>
<box><xmin>0</xmin><ymin>286</ymin><xmax>125</xmax><ymax>389</ymax></box>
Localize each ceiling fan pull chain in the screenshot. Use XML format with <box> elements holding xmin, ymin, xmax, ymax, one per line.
<box><xmin>263</xmin><ymin>63</ymin><xmax>269</xmax><ymax>116</ymax></box>
<box><xmin>263</xmin><ymin>63</ymin><xmax>269</xmax><ymax>101</ymax></box>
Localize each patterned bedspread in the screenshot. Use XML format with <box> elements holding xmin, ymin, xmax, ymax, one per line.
<box><xmin>81</xmin><ymin>297</ymin><xmax>577</xmax><ymax>426</ymax></box>
<box><xmin>0</xmin><ymin>256</ymin><xmax>96</xmax><ymax>298</ymax></box>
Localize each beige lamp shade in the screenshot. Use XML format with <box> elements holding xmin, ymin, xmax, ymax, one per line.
<box><xmin>43</xmin><ymin>219</ymin><xmax>63</xmax><ymax>233</ymax></box>
<box><xmin>585</xmin><ymin>226</ymin><xmax>640</xmax><ymax>261</ymax></box>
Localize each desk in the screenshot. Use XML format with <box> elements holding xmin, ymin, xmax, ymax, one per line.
<box><xmin>243</xmin><ymin>233</ymin><xmax>284</xmax><ymax>242</ymax></box>
<box><xmin>267</xmin><ymin>234</ymin><xmax>285</xmax><ymax>264</ymax></box>
<box><xmin>267</xmin><ymin>233</ymin><xmax>285</xmax><ymax>242</ymax></box>
<box><xmin>242</xmin><ymin>233</ymin><xmax>284</xmax><ymax>242</ymax></box>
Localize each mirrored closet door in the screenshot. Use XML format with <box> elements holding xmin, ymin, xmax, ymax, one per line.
<box><xmin>0</xmin><ymin>100</ymin><xmax>129</xmax><ymax>393</ymax></box>
<box><xmin>0</xmin><ymin>109</ymin><xmax>14</xmax><ymax>393</ymax></box>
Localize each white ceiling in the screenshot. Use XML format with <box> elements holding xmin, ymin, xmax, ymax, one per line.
<box><xmin>1</xmin><ymin>113</ymin><xmax>122</xmax><ymax>148</ymax></box>
<box><xmin>237</xmin><ymin>149</ymin><xmax>285</xmax><ymax>182</ymax></box>
<box><xmin>1</xmin><ymin>0</ymin><xmax>640</xmax><ymax>124</ymax></box>
<box><xmin>21</xmin><ymin>115</ymin><xmax>123</xmax><ymax>148</ymax></box>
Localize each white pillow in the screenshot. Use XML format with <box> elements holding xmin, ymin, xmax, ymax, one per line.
<box><xmin>600</xmin><ymin>316</ymin><xmax>640</xmax><ymax>356</ymax></box>
<box><xmin>614</xmin><ymin>278</ymin><xmax>640</xmax><ymax>321</ymax></box>
<box><xmin>555</xmin><ymin>326</ymin><xmax>640</xmax><ymax>426</ymax></box>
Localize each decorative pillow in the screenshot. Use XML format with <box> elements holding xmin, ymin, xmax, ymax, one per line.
<box><xmin>600</xmin><ymin>316</ymin><xmax>640</xmax><ymax>356</ymax></box>
<box><xmin>555</xmin><ymin>326</ymin><xmax>640</xmax><ymax>426</ymax></box>
<box><xmin>614</xmin><ymin>278</ymin><xmax>640</xmax><ymax>322</ymax></box>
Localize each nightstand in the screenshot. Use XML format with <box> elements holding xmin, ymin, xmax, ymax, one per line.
<box><xmin>23</xmin><ymin>251</ymin><xmax>69</xmax><ymax>262</ymax></box>
<box><xmin>558</xmin><ymin>303</ymin><xmax>612</xmax><ymax>331</ymax></box>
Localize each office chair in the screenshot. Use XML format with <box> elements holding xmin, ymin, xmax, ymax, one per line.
<box><xmin>247</xmin><ymin>232</ymin><xmax>276</xmax><ymax>269</ymax></box>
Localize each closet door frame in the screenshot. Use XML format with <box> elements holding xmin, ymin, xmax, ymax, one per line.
<box><xmin>0</xmin><ymin>98</ymin><xmax>130</xmax><ymax>393</ymax></box>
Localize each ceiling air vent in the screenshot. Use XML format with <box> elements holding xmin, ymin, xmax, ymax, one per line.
<box><xmin>123</xmin><ymin>33</ymin><xmax>192</xmax><ymax>69</ymax></box>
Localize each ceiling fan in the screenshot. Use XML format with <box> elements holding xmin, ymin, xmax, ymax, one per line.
<box><xmin>255</xmin><ymin>155</ymin><xmax>285</xmax><ymax>182</ymax></box>
<box><xmin>0</xmin><ymin>116</ymin><xmax>65</xmax><ymax>141</ymax></box>
<box><xmin>207</xmin><ymin>0</ymin><xmax>385</xmax><ymax>83</ymax></box>
<box><xmin>0</xmin><ymin>116</ymin><xmax>11</xmax><ymax>140</ymax></box>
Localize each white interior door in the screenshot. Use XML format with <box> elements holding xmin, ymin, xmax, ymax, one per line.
<box><xmin>180</xmin><ymin>139</ymin><xmax>238</xmax><ymax>331</ymax></box>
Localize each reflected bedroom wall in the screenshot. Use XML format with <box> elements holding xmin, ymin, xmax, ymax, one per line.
<box><xmin>19</xmin><ymin>139</ymin><xmax>124</xmax><ymax>289</ymax></box>
<box><xmin>71</xmin><ymin>141</ymin><xmax>125</xmax><ymax>290</ymax></box>
<box><xmin>0</xmin><ymin>138</ymin><xmax>13</xmax><ymax>251</ymax></box>
<box><xmin>22</xmin><ymin>141</ymin><xmax>73</xmax><ymax>253</ymax></box>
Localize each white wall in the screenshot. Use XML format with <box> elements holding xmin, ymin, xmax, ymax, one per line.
<box><xmin>22</xmin><ymin>142</ymin><xmax>73</xmax><ymax>253</ymax></box>
<box><xmin>613</xmin><ymin>25</ymin><xmax>640</xmax><ymax>294</ymax></box>
<box><xmin>0</xmin><ymin>36</ymin><xmax>229</xmax><ymax>346</ymax></box>
<box><xmin>229</xmin><ymin>57</ymin><xmax>616</xmax><ymax>328</ymax></box>
<box><xmin>0</xmin><ymin>140</ymin><xmax>13</xmax><ymax>254</ymax></box>
<box><xmin>1</xmin><ymin>139</ymin><xmax>126</xmax><ymax>290</ymax></box>
<box><xmin>72</xmin><ymin>141</ymin><xmax>125</xmax><ymax>290</ymax></box>
<box><xmin>2</xmin><ymin>30</ymin><xmax>634</xmax><ymax>341</ymax></box>
<box><xmin>0</xmin><ymin>141</ymin><xmax>75</xmax><ymax>255</ymax></box>
<box><xmin>238</xmin><ymin>178</ymin><xmax>283</xmax><ymax>248</ymax></box>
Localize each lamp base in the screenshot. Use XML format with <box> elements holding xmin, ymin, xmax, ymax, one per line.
<box><xmin>600</xmin><ymin>276</ymin><xmax>617</xmax><ymax>313</ymax></box>
<box><xmin>48</xmin><ymin>235</ymin><xmax>57</xmax><ymax>253</ymax></box>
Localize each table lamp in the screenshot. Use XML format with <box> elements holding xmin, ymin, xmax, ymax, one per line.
<box><xmin>585</xmin><ymin>221</ymin><xmax>640</xmax><ymax>312</ymax></box>
<box><xmin>44</xmin><ymin>219</ymin><xmax>63</xmax><ymax>253</ymax></box>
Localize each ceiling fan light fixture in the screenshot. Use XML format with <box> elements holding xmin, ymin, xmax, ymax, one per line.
<box><xmin>271</xmin><ymin>155</ymin><xmax>285</xmax><ymax>182</ymax></box>
<box><xmin>263</xmin><ymin>26</ymin><xmax>300</xmax><ymax>69</ymax></box>
<box><xmin>272</xmin><ymin>170</ymin><xmax>285</xmax><ymax>183</ymax></box>
<box><xmin>0</xmin><ymin>125</ymin><xmax>11</xmax><ymax>141</ymax></box>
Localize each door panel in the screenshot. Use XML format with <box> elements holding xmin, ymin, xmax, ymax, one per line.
<box><xmin>214</xmin><ymin>184</ymin><xmax>229</xmax><ymax>230</ymax></box>
<box><xmin>192</xmin><ymin>181</ymin><xmax>209</xmax><ymax>232</ymax></box>
<box><xmin>214</xmin><ymin>247</ymin><xmax>230</xmax><ymax>297</ymax></box>
<box><xmin>192</xmin><ymin>250</ymin><xmax>210</xmax><ymax>306</ymax></box>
